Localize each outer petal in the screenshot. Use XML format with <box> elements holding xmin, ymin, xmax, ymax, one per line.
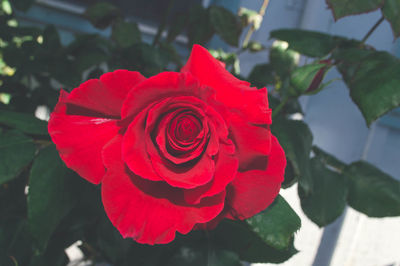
<box><xmin>181</xmin><ymin>45</ymin><xmax>271</xmax><ymax>125</ymax></box>
<box><xmin>48</xmin><ymin>90</ymin><xmax>120</xmax><ymax>184</ymax></box>
<box><xmin>101</xmin><ymin>135</ymin><xmax>225</xmax><ymax>245</ymax></box>
<box><xmin>229</xmin><ymin>113</ymin><xmax>272</xmax><ymax>170</ymax></box>
<box><xmin>67</xmin><ymin>70</ymin><xmax>145</xmax><ymax>117</ymax></box>
<box><xmin>226</xmin><ymin>135</ymin><xmax>286</xmax><ymax>220</ymax></box>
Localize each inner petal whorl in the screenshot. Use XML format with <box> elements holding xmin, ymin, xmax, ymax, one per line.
<box><xmin>172</xmin><ymin>113</ymin><xmax>202</xmax><ymax>144</ymax></box>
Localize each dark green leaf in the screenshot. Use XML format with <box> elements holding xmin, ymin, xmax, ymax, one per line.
<box><xmin>166</xmin><ymin>241</ymin><xmax>241</xmax><ymax>266</ymax></box>
<box><xmin>270</xmin><ymin>29</ymin><xmax>347</xmax><ymax>57</ymax></box>
<box><xmin>247</xmin><ymin>64</ymin><xmax>275</xmax><ymax>88</ymax></box>
<box><xmin>269</xmin><ymin>42</ymin><xmax>299</xmax><ymax>79</ymax></box>
<box><xmin>0</xmin><ymin>110</ymin><xmax>48</xmax><ymax>135</ymax></box>
<box><xmin>290</xmin><ymin>63</ymin><xmax>331</xmax><ymax>96</ymax></box>
<box><xmin>212</xmin><ymin>220</ymin><xmax>297</xmax><ymax>263</ymax></box>
<box><xmin>282</xmin><ymin>161</ymin><xmax>298</xmax><ymax>188</ymax></box>
<box><xmin>312</xmin><ymin>146</ymin><xmax>347</xmax><ymax>171</ymax></box>
<box><xmin>28</xmin><ymin>145</ymin><xmax>78</xmax><ymax>251</ymax></box>
<box><xmin>75</xmin><ymin>50</ymin><xmax>108</xmax><ymax>73</ymax></box>
<box><xmin>344</xmin><ymin>161</ymin><xmax>400</xmax><ymax>217</ymax></box>
<box><xmin>246</xmin><ymin>195</ymin><xmax>301</xmax><ymax>250</ymax></box>
<box><xmin>299</xmin><ymin>158</ymin><xmax>348</xmax><ymax>227</ymax></box>
<box><xmin>272</xmin><ymin>119</ymin><xmax>313</xmax><ymax>194</ymax></box>
<box><xmin>326</xmin><ymin>0</ymin><xmax>384</xmax><ymax>20</ymax></box>
<box><xmin>167</xmin><ymin>13</ymin><xmax>188</xmax><ymax>43</ymax></box>
<box><xmin>42</xmin><ymin>25</ymin><xmax>61</xmax><ymax>52</ymax></box>
<box><xmin>11</xmin><ymin>0</ymin><xmax>34</xmax><ymax>11</ymax></box>
<box><xmin>336</xmin><ymin>49</ymin><xmax>400</xmax><ymax>125</ymax></box>
<box><xmin>187</xmin><ymin>5</ymin><xmax>215</xmax><ymax>47</ymax></box>
<box><xmin>84</xmin><ymin>2</ymin><xmax>121</xmax><ymax>29</ymax></box>
<box><xmin>209</xmin><ymin>6</ymin><xmax>242</xmax><ymax>47</ymax></box>
<box><xmin>112</xmin><ymin>20</ymin><xmax>141</xmax><ymax>48</ymax></box>
<box><xmin>0</xmin><ymin>130</ymin><xmax>36</xmax><ymax>185</ymax></box>
<box><xmin>382</xmin><ymin>0</ymin><xmax>400</xmax><ymax>38</ymax></box>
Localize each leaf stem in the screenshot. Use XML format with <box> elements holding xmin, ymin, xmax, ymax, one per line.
<box><xmin>361</xmin><ymin>16</ymin><xmax>384</xmax><ymax>44</ymax></box>
<box><xmin>152</xmin><ymin>0</ymin><xmax>176</xmax><ymax>46</ymax></box>
<box><xmin>272</xmin><ymin>96</ymin><xmax>289</xmax><ymax>118</ymax></box>
<box><xmin>242</xmin><ymin>0</ymin><xmax>270</xmax><ymax>48</ymax></box>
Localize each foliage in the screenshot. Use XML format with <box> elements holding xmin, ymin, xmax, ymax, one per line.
<box><xmin>1</xmin><ymin>0</ymin><xmax>400</xmax><ymax>265</ymax></box>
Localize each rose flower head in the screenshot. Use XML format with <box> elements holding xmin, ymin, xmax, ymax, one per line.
<box><xmin>48</xmin><ymin>45</ymin><xmax>286</xmax><ymax>245</ymax></box>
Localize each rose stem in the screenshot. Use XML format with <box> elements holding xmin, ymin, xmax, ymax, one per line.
<box><xmin>152</xmin><ymin>0</ymin><xmax>177</xmax><ymax>46</ymax></box>
<box><xmin>361</xmin><ymin>16</ymin><xmax>384</xmax><ymax>44</ymax></box>
<box><xmin>242</xmin><ymin>0</ymin><xmax>271</xmax><ymax>48</ymax></box>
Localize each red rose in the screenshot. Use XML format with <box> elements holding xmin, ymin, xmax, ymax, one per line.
<box><xmin>48</xmin><ymin>45</ymin><xmax>286</xmax><ymax>245</ymax></box>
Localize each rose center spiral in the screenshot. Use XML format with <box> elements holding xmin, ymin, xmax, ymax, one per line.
<box><xmin>172</xmin><ymin>113</ymin><xmax>202</xmax><ymax>143</ymax></box>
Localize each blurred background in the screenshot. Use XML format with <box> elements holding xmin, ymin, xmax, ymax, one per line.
<box><xmin>1</xmin><ymin>0</ymin><xmax>400</xmax><ymax>265</ymax></box>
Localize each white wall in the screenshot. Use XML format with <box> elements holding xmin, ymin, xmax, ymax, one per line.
<box><xmin>237</xmin><ymin>1</ymin><xmax>400</xmax><ymax>266</ymax></box>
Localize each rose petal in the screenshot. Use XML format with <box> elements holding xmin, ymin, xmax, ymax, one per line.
<box><xmin>184</xmin><ymin>142</ymin><xmax>238</xmax><ymax>204</ymax></box>
<box><xmin>122</xmin><ymin>105</ymin><xmax>163</xmax><ymax>181</ymax></box>
<box><xmin>155</xmin><ymin>109</ymin><xmax>207</xmax><ymax>165</ymax></box>
<box><xmin>181</xmin><ymin>45</ymin><xmax>272</xmax><ymax>125</ymax></box>
<box><xmin>121</xmin><ymin>72</ymin><xmax>214</xmax><ymax>120</ymax></box>
<box><xmin>145</xmin><ymin>96</ymin><xmax>208</xmax><ymax>165</ymax></box>
<box><xmin>48</xmin><ymin>90</ymin><xmax>120</xmax><ymax>184</ymax></box>
<box><xmin>101</xmin><ymin>135</ymin><xmax>225</xmax><ymax>245</ymax></box>
<box><xmin>226</xmin><ymin>135</ymin><xmax>286</xmax><ymax>219</ymax></box>
<box><xmin>229</xmin><ymin>113</ymin><xmax>272</xmax><ymax>171</ymax></box>
<box><xmin>67</xmin><ymin>70</ymin><xmax>145</xmax><ymax>117</ymax></box>
<box><xmin>146</xmin><ymin>131</ymin><xmax>216</xmax><ymax>189</ymax></box>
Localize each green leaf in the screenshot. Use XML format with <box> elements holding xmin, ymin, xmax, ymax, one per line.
<box><xmin>326</xmin><ymin>0</ymin><xmax>384</xmax><ymax>20</ymax></box>
<box><xmin>84</xmin><ymin>2</ymin><xmax>121</xmax><ymax>29</ymax></box>
<box><xmin>42</xmin><ymin>25</ymin><xmax>61</xmax><ymax>52</ymax></box>
<box><xmin>299</xmin><ymin>158</ymin><xmax>348</xmax><ymax>227</ymax></box>
<box><xmin>166</xmin><ymin>241</ymin><xmax>241</xmax><ymax>266</ymax></box>
<box><xmin>282</xmin><ymin>161</ymin><xmax>298</xmax><ymax>188</ymax></box>
<box><xmin>28</xmin><ymin>145</ymin><xmax>78</xmax><ymax>251</ymax></box>
<box><xmin>209</xmin><ymin>6</ymin><xmax>242</xmax><ymax>47</ymax></box>
<box><xmin>0</xmin><ymin>130</ymin><xmax>36</xmax><ymax>185</ymax></box>
<box><xmin>312</xmin><ymin>146</ymin><xmax>347</xmax><ymax>172</ymax></box>
<box><xmin>344</xmin><ymin>161</ymin><xmax>400</xmax><ymax>217</ymax></box>
<box><xmin>269</xmin><ymin>41</ymin><xmax>299</xmax><ymax>79</ymax></box>
<box><xmin>212</xmin><ymin>220</ymin><xmax>297</xmax><ymax>263</ymax></box>
<box><xmin>336</xmin><ymin>49</ymin><xmax>400</xmax><ymax>125</ymax></box>
<box><xmin>247</xmin><ymin>64</ymin><xmax>275</xmax><ymax>88</ymax></box>
<box><xmin>0</xmin><ymin>110</ymin><xmax>48</xmax><ymax>135</ymax></box>
<box><xmin>270</xmin><ymin>29</ymin><xmax>347</xmax><ymax>58</ymax></box>
<box><xmin>187</xmin><ymin>5</ymin><xmax>215</xmax><ymax>47</ymax></box>
<box><xmin>290</xmin><ymin>62</ymin><xmax>331</xmax><ymax>96</ymax></box>
<box><xmin>272</xmin><ymin>119</ymin><xmax>313</xmax><ymax>194</ymax></box>
<box><xmin>167</xmin><ymin>13</ymin><xmax>188</xmax><ymax>43</ymax></box>
<box><xmin>382</xmin><ymin>0</ymin><xmax>400</xmax><ymax>38</ymax></box>
<box><xmin>112</xmin><ymin>20</ymin><xmax>141</xmax><ymax>48</ymax></box>
<box><xmin>246</xmin><ymin>195</ymin><xmax>301</xmax><ymax>250</ymax></box>
<box><xmin>11</xmin><ymin>0</ymin><xmax>34</xmax><ymax>11</ymax></box>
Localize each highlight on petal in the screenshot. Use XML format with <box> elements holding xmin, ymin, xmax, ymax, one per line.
<box><xmin>101</xmin><ymin>137</ymin><xmax>225</xmax><ymax>245</ymax></box>
<box><xmin>48</xmin><ymin>90</ymin><xmax>120</xmax><ymax>184</ymax></box>
<box><xmin>226</xmin><ymin>135</ymin><xmax>286</xmax><ymax>219</ymax></box>
<box><xmin>67</xmin><ymin>70</ymin><xmax>146</xmax><ymax>117</ymax></box>
<box><xmin>181</xmin><ymin>44</ymin><xmax>272</xmax><ymax>124</ymax></box>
